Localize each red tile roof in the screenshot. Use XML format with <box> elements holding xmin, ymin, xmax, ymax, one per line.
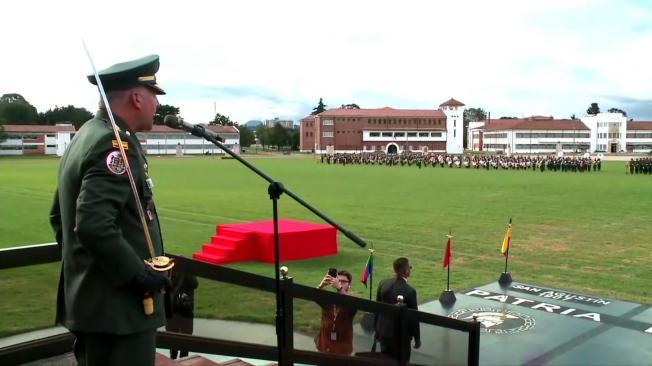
<box><xmin>627</xmin><ymin>121</ymin><xmax>652</xmax><ymax>130</ymax></box>
<box><xmin>482</xmin><ymin>117</ymin><xmax>589</xmax><ymax>131</ymax></box>
<box><xmin>439</xmin><ymin>98</ymin><xmax>465</xmax><ymax>107</ymax></box>
<box><xmin>300</xmin><ymin>115</ymin><xmax>317</xmax><ymax>122</ymax></box>
<box><xmin>2</xmin><ymin>124</ymin><xmax>76</xmax><ymax>133</ymax></box>
<box><xmin>318</xmin><ymin>107</ymin><xmax>446</xmax><ymax>118</ymax></box>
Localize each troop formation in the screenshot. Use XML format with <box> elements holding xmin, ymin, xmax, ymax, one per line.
<box><xmin>320</xmin><ymin>152</ymin><xmax>602</xmax><ymax>173</ymax></box>
<box><xmin>627</xmin><ymin>158</ymin><xmax>652</xmax><ymax>175</ymax></box>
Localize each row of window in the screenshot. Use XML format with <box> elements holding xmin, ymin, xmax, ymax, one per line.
<box><xmin>485</xmin><ymin>133</ymin><xmax>508</xmax><ymax>138</ymax></box>
<box><xmin>597</xmin><ymin>132</ymin><xmax>621</xmax><ymax>139</ymax></box>
<box><xmin>320</xmin><ymin>118</ymin><xmax>444</xmax><ymax>126</ymax></box>
<box><xmin>368</xmin><ymin>119</ymin><xmax>443</xmax><ymax>126</ymax></box>
<box><xmin>597</xmin><ymin>122</ymin><xmax>621</xmax><ymax>128</ymax></box>
<box><xmin>514</xmin><ymin>143</ymin><xmax>590</xmax><ymax>150</ymax></box>
<box><xmin>626</xmin><ymin>143</ymin><xmax>652</xmax><ymax>148</ymax></box>
<box><xmin>369</xmin><ymin>132</ymin><xmax>442</xmax><ymax>138</ymax></box>
<box><xmin>0</xmin><ymin>145</ymin><xmax>40</xmax><ymax>150</ymax></box>
<box><xmin>515</xmin><ymin>132</ymin><xmax>590</xmax><ymax>139</ymax></box>
<box><xmin>143</xmin><ymin>144</ymin><xmax>236</xmax><ymax>150</ymax></box>
<box><xmin>627</xmin><ymin>133</ymin><xmax>652</xmax><ymax>139</ymax></box>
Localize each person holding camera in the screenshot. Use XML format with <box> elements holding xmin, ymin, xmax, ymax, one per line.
<box><xmin>165</xmin><ymin>271</ymin><xmax>198</xmax><ymax>359</ymax></box>
<box><xmin>314</xmin><ymin>269</ymin><xmax>357</xmax><ymax>355</ymax></box>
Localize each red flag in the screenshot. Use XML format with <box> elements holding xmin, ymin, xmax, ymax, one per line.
<box><xmin>442</xmin><ymin>237</ymin><xmax>451</xmax><ymax>268</ymax></box>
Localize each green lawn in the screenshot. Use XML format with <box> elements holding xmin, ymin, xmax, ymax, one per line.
<box><xmin>1</xmin><ymin>155</ymin><xmax>651</xmax><ymax>337</ymax></box>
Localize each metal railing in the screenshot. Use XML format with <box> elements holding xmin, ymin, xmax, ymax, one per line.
<box><xmin>0</xmin><ymin>244</ymin><xmax>480</xmax><ymax>365</ymax></box>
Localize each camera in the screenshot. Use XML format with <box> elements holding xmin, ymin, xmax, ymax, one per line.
<box><xmin>328</xmin><ymin>267</ymin><xmax>337</xmax><ymax>277</ymax></box>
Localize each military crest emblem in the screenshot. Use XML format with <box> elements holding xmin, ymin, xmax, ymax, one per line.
<box><xmin>105</xmin><ymin>150</ymin><xmax>126</xmax><ymax>175</ymax></box>
<box><xmin>449</xmin><ymin>307</ymin><xmax>535</xmax><ymax>334</ymax></box>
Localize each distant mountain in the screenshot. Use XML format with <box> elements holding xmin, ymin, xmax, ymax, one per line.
<box><xmin>244</xmin><ymin>120</ymin><xmax>262</xmax><ymax>128</ymax></box>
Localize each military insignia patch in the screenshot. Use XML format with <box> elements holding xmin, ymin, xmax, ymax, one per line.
<box><xmin>112</xmin><ymin>140</ymin><xmax>129</xmax><ymax>150</ymax></box>
<box><xmin>105</xmin><ymin>150</ymin><xmax>127</xmax><ymax>175</ymax></box>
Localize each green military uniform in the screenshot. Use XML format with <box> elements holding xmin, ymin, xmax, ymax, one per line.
<box><xmin>50</xmin><ymin>55</ymin><xmax>167</xmax><ymax>366</ymax></box>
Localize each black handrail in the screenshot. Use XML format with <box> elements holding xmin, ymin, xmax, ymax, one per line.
<box><xmin>0</xmin><ymin>244</ymin><xmax>480</xmax><ymax>365</ymax></box>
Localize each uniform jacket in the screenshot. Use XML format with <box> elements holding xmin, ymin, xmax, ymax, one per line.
<box><xmin>374</xmin><ymin>277</ymin><xmax>420</xmax><ymax>343</ymax></box>
<box><xmin>50</xmin><ymin>110</ymin><xmax>166</xmax><ymax>334</ymax></box>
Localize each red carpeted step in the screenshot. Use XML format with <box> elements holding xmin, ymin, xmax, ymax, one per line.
<box><xmin>216</xmin><ymin>226</ymin><xmax>251</xmax><ymax>240</ymax></box>
<box><xmin>200</xmin><ymin>243</ymin><xmax>251</xmax><ymax>262</ymax></box>
<box><xmin>155</xmin><ymin>352</ymin><xmax>179</xmax><ymax>365</ymax></box>
<box><xmin>176</xmin><ymin>354</ymin><xmax>223</xmax><ymax>365</ymax></box>
<box><xmin>210</xmin><ymin>236</ymin><xmax>245</xmax><ymax>248</ymax></box>
<box><xmin>219</xmin><ymin>359</ymin><xmax>257</xmax><ymax>366</ymax></box>
<box><xmin>192</xmin><ymin>252</ymin><xmax>226</xmax><ymax>265</ymax></box>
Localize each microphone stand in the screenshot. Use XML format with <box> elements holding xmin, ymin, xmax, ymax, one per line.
<box><xmin>171</xmin><ymin>122</ymin><xmax>366</xmax><ymax>366</ymax></box>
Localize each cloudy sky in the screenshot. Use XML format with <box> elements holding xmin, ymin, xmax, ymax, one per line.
<box><xmin>2</xmin><ymin>0</ymin><xmax>652</xmax><ymax>124</ymax></box>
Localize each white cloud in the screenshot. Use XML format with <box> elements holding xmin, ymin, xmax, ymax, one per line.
<box><xmin>1</xmin><ymin>0</ymin><xmax>651</xmax><ymax>123</ymax></box>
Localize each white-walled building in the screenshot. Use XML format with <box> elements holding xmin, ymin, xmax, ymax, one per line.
<box><xmin>469</xmin><ymin>117</ymin><xmax>591</xmax><ymax>154</ymax></box>
<box><xmin>0</xmin><ymin>124</ymin><xmax>75</xmax><ymax>156</ymax></box>
<box><xmin>138</xmin><ymin>125</ymin><xmax>240</xmax><ymax>155</ymax></box>
<box><xmin>263</xmin><ymin>118</ymin><xmax>294</xmax><ymax>129</ymax></box>
<box><xmin>441</xmin><ymin>99</ymin><xmax>465</xmax><ymax>154</ymax></box>
<box><xmin>469</xmin><ymin>113</ymin><xmax>652</xmax><ymax>154</ymax></box>
<box><xmin>0</xmin><ymin>123</ymin><xmax>240</xmax><ymax>156</ymax></box>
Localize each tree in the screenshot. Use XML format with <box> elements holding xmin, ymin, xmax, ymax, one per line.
<box><xmin>463</xmin><ymin>107</ymin><xmax>487</xmax><ymax>123</ymax></box>
<box><xmin>38</xmin><ymin>105</ymin><xmax>94</xmax><ymax>129</ymax></box>
<box><xmin>290</xmin><ymin>127</ymin><xmax>300</xmax><ymax>150</ymax></box>
<box><xmin>154</xmin><ymin>104</ymin><xmax>180</xmax><ymax>125</ymax></box>
<box><xmin>255</xmin><ymin>124</ymin><xmax>270</xmax><ymax>148</ymax></box>
<box><xmin>607</xmin><ymin>108</ymin><xmax>627</xmax><ymax>117</ymax></box>
<box><xmin>311</xmin><ymin>98</ymin><xmax>327</xmax><ymax>115</ymax></box>
<box><xmin>269</xmin><ymin>123</ymin><xmax>290</xmax><ymax>149</ymax></box>
<box><xmin>239</xmin><ymin>126</ymin><xmax>255</xmax><ymax>147</ymax></box>
<box><xmin>210</xmin><ymin>112</ymin><xmax>237</xmax><ymax>126</ymax></box>
<box><xmin>462</xmin><ymin>107</ymin><xmax>487</xmax><ymax>150</ymax></box>
<box><xmin>340</xmin><ymin>103</ymin><xmax>360</xmax><ymax>109</ymax></box>
<box><xmin>499</xmin><ymin>116</ymin><xmax>518</xmax><ymax>119</ymax></box>
<box><xmin>0</xmin><ymin>124</ymin><xmax>7</xmax><ymax>143</ymax></box>
<box><xmin>586</xmin><ymin>102</ymin><xmax>600</xmax><ymax>115</ymax></box>
<box><xmin>0</xmin><ymin>93</ymin><xmax>38</xmax><ymax>124</ymax></box>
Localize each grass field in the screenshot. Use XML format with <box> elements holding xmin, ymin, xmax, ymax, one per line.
<box><xmin>1</xmin><ymin>155</ymin><xmax>651</xmax><ymax>337</ymax></box>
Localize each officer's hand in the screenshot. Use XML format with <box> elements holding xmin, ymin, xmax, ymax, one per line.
<box><xmin>128</xmin><ymin>267</ymin><xmax>171</xmax><ymax>294</ymax></box>
<box><xmin>414</xmin><ymin>339</ymin><xmax>421</xmax><ymax>349</ymax></box>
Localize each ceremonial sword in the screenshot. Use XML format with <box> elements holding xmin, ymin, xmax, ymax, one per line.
<box><xmin>82</xmin><ymin>40</ymin><xmax>174</xmax><ymax>275</ymax></box>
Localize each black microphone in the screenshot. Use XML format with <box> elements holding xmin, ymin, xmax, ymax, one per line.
<box><xmin>163</xmin><ymin>115</ymin><xmax>224</xmax><ymax>142</ymax></box>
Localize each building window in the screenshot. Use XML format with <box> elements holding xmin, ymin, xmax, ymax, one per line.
<box><xmin>431</xmin><ymin>132</ymin><xmax>442</xmax><ymax>137</ymax></box>
<box><xmin>419</xmin><ymin>132</ymin><xmax>429</xmax><ymax>137</ymax></box>
<box><xmin>407</xmin><ymin>132</ymin><xmax>417</xmax><ymax>137</ymax></box>
<box><xmin>394</xmin><ymin>132</ymin><xmax>405</xmax><ymax>137</ymax></box>
<box><xmin>323</xmin><ymin>119</ymin><xmax>334</xmax><ymax>126</ymax></box>
<box><xmin>370</xmin><ymin>132</ymin><xmax>380</xmax><ymax>137</ymax></box>
<box><xmin>382</xmin><ymin>132</ymin><xmax>392</xmax><ymax>137</ymax></box>
<box><xmin>322</xmin><ymin>132</ymin><xmax>333</xmax><ymax>138</ymax></box>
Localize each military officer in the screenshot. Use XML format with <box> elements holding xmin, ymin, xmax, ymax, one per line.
<box><xmin>50</xmin><ymin>55</ymin><xmax>171</xmax><ymax>366</ymax></box>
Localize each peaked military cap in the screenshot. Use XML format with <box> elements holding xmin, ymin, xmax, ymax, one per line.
<box><xmin>87</xmin><ymin>54</ymin><xmax>166</xmax><ymax>95</ymax></box>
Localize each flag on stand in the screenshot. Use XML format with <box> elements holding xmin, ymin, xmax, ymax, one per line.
<box><xmin>500</xmin><ymin>223</ymin><xmax>512</xmax><ymax>256</ymax></box>
<box><xmin>442</xmin><ymin>236</ymin><xmax>451</xmax><ymax>268</ymax></box>
<box><xmin>360</xmin><ymin>254</ymin><xmax>373</xmax><ymax>287</ymax></box>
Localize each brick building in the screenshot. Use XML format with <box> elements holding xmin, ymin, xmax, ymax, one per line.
<box><xmin>300</xmin><ymin>98</ymin><xmax>465</xmax><ymax>154</ymax></box>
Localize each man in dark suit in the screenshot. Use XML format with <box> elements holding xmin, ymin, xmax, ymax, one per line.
<box><xmin>375</xmin><ymin>257</ymin><xmax>421</xmax><ymax>362</ymax></box>
<box><xmin>50</xmin><ymin>55</ymin><xmax>171</xmax><ymax>366</ymax></box>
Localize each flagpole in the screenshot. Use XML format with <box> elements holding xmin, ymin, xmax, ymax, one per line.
<box><xmin>368</xmin><ymin>246</ymin><xmax>374</xmax><ymax>301</ymax></box>
<box><xmin>439</xmin><ymin>230</ymin><xmax>456</xmax><ymax>307</ymax></box>
<box><xmin>504</xmin><ymin>218</ymin><xmax>511</xmax><ymax>273</ymax></box>
<box><xmin>446</xmin><ymin>229</ymin><xmax>452</xmax><ymax>291</ymax></box>
<box><xmin>499</xmin><ymin>218</ymin><xmax>513</xmax><ymax>287</ymax></box>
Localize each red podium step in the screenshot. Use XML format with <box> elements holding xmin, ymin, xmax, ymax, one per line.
<box><xmin>193</xmin><ymin>220</ymin><xmax>337</xmax><ymax>265</ymax></box>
